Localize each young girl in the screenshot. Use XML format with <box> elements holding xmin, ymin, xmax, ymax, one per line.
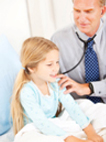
<box><xmin>11</xmin><ymin>37</ymin><xmax>103</xmax><ymax>142</ymax></box>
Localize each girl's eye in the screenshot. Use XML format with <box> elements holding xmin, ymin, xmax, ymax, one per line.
<box><xmin>47</xmin><ymin>64</ymin><xmax>52</xmax><ymax>66</ymax></box>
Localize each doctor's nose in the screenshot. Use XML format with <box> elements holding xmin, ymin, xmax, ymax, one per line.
<box><xmin>78</xmin><ymin>13</ymin><xmax>86</xmax><ymax>22</ymax></box>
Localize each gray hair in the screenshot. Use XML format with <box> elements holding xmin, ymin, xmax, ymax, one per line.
<box><xmin>99</xmin><ymin>0</ymin><xmax>106</xmax><ymax>6</ymax></box>
<box><xmin>72</xmin><ymin>0</ymin><xmax>106</xmax><ymax>6</ymax></box>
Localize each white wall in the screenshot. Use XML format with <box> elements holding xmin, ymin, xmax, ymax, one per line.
<box><xmin>0</xmin><ymin>0</ymin><xmax>106</xmax><ymax>54</ymax></box>
<box><xmin>0</xmin><ymin>0</ymin><xmax>73</xmax><ymax>54</ymax></box>
<box><xmin>28</xmin><ymin>0</ymin><xmax>73</xmax><ymax>38</ymax></box>
<box><xmin>0</xmin><ymin>0</ymin><xmax>31</xmax><ymax>54</ymax></box>
<box><xmin>52</xmin><ymin>0</ymin><xmax>74</xmax><ymax>29</ymax></box>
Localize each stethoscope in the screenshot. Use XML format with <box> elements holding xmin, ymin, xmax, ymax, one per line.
<box><xmin>62</xmin><ymin>33</ymin><xmax>96</xmax><ymax>74</ymax></box>
<box><xmin>62</xmin><ymin>19</ymin><xmax>105</xmax><ymax>74</ymax></box>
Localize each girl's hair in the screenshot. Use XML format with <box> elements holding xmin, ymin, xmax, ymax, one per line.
<box><xmin>11</xmin><ymin>37</ymin><xmax>59</xmax><ymax>135</ymax></box>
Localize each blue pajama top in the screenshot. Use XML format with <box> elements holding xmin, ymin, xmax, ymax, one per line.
<box><xmin>20</xmin><ymin>80</ymin><xmax>90</xmax><ymax>136</ymax></box>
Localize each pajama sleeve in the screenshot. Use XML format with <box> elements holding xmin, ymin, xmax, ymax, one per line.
<box><xmin>20</xmin><ymin>87</ymin><xmax>67</xmax><ymax>136</ymax></box>
<box><xmin>58</xmin><ymin>87</ymin><xmax>90</xmax><ymax>129</ymax></box>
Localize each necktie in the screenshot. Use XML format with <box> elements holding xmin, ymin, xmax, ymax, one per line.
<box><xmin>85</xmin><ymin>38</ymin><xmax>102</xmax><ymax>103</ymax></box>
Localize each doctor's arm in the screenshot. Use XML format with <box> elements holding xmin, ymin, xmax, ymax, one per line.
<box><xmin>57</xmin><ymin>74</ymin><xmax>91</xmax><ymax>96</ymax></box>
<box><xmin>57</xmin><ymin>74</ymin><xmax>106</xmax><ymax>98</ymax></box>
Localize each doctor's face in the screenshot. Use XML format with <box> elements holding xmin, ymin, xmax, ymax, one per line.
<box><xmin>73</xmin><ymin>0</ymin><xmax>104</xmax><ymax>37</ymax></box>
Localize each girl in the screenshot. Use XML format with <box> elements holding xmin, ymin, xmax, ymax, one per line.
<box><xmin>11</xmin><ymin>37</ymin><xmax>103</xmax><ymax>142</ymax></box>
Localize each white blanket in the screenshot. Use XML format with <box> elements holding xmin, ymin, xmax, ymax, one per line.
<box><xmin>14</xmin><ymin>99</ymin><xmax>106</xmax><ymax>142</ymax></box>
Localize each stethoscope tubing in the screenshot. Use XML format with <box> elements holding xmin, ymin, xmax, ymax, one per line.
<box><xmin>62</xmin><ymin>33</ymin><xmax>96</xmax><ymax>74</ymax></box>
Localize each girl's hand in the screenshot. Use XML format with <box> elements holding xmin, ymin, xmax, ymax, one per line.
<box><xmin>84</xmin><ymin>124</ymin><xmax>104</xmax><ymax>142</ymax></box>
<box><xmin>64</xmin><ymin>135</ymin><xmax>93</xmax><ymax>142</ymax></box>
<box><xmin>87</xmin><ymin>133</ymin><xmax>103</xmax><ymax>142</ymax></box>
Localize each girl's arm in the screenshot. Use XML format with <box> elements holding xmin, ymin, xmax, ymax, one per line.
<box><xmin>58</xmin><ymin>88</ymin><xmax>90</xmax><ymax>129</ymax></box>
<box><xmin>20</xmin><ymin>88</ymin><xmax>94</xmax><ymax>142</ymax></box>
<box><xmin>20</xmin><ymin>87</ymin><xmax>67</xmax><ymax>137</ymax></box>
<box><xmin>58</xmin><ymin>87</ymin><xmax>103</xmax><ymax>142</ymax></box>
<box><xmin>83</xmin><ymin>124</ymin><xmax>103</xmax><ymax>142</ymax></box>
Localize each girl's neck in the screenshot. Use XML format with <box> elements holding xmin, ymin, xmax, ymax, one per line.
<box><xmin>31</xmin><ymin>74</ymin><xmax>46</xmax><ymax>86</ymax></box>
<box><xmin>30</xmin><ymin>73</ymin><xmax>50</xmax><ymax>95</ymax></box>
<box><xmin>38</xmin><ymin>82</ymin><xmax>50</xmax><ymax>96</ymax></box>
<box><xmin>33</xmin><ymin>79</ymin><xmax>46</xmax><ymax>86</ymax></box>
<box><xmin>32</xmin><ymin>79</ymin><xmax>50</xmax><ymax>96</ymax></box>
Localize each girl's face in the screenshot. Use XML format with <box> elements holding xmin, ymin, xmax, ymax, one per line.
<box><xmin>31</xmin><ymin>49</ymin><xmax>59</xmax><ymax>84</ymax></box>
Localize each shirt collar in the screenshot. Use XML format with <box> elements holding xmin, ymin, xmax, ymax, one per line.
<box><xmin>94</xmin><ymin>19</ymin><xmax>104</xmax><ymax>46</ymax></box>
<box><xmin>74</xmin><ymin>19</ymin><xmax>104</xmax><ymax>47</ymax></box>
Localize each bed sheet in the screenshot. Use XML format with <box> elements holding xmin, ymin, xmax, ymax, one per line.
<box><xmin>14</xmin><ymin>99</ymin><xmax>106</xmax><ymax>142</ymax></box>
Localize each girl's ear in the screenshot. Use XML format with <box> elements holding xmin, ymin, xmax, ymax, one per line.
<box><xmin>27</xmin><ymin>67</ymin><xmax>36</xmax><ymax>73</ymax></box>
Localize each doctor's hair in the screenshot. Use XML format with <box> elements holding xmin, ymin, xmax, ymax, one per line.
<box><xmin>99</xmin><ymin>0</ymin><xmax>106</xmax><ymax>6</ymax></box>
<box><xmin>72</xmin><ymin>0</ymin><xmax>106</xmax><ymax>6</ymax></box>
<box><xmin>11</xmin><ymin>37</ymin><xmax>59</xmax><ymax>135</ymax></box>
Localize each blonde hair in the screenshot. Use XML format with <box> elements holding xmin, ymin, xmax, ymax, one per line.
<box><xmin>72</xmin><ymin>0</ymin><xmax>105</xmax><ymax>6</ymax></box>
<box><xmin>11</xmin><ymin>37</ymin><xmax>59</xmax><ymax>135</ymax></box>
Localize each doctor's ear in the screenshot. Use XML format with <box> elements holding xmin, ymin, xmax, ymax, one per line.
<box><xmin>101</xmin><ymin>6</ymin><xmax>106</xmax><ymax>16</ymax></box>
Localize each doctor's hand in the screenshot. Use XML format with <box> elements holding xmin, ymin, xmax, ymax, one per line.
<box><xmin>57</xmin><ymin>74</ymin><xmax>91</xmax><ymax>96</ymax></box>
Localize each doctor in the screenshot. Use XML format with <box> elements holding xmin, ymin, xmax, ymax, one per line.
<box><xmin>51</xmin><ymin>0</ymin><xmax>106</xmax><ymax>103</ymax></box>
